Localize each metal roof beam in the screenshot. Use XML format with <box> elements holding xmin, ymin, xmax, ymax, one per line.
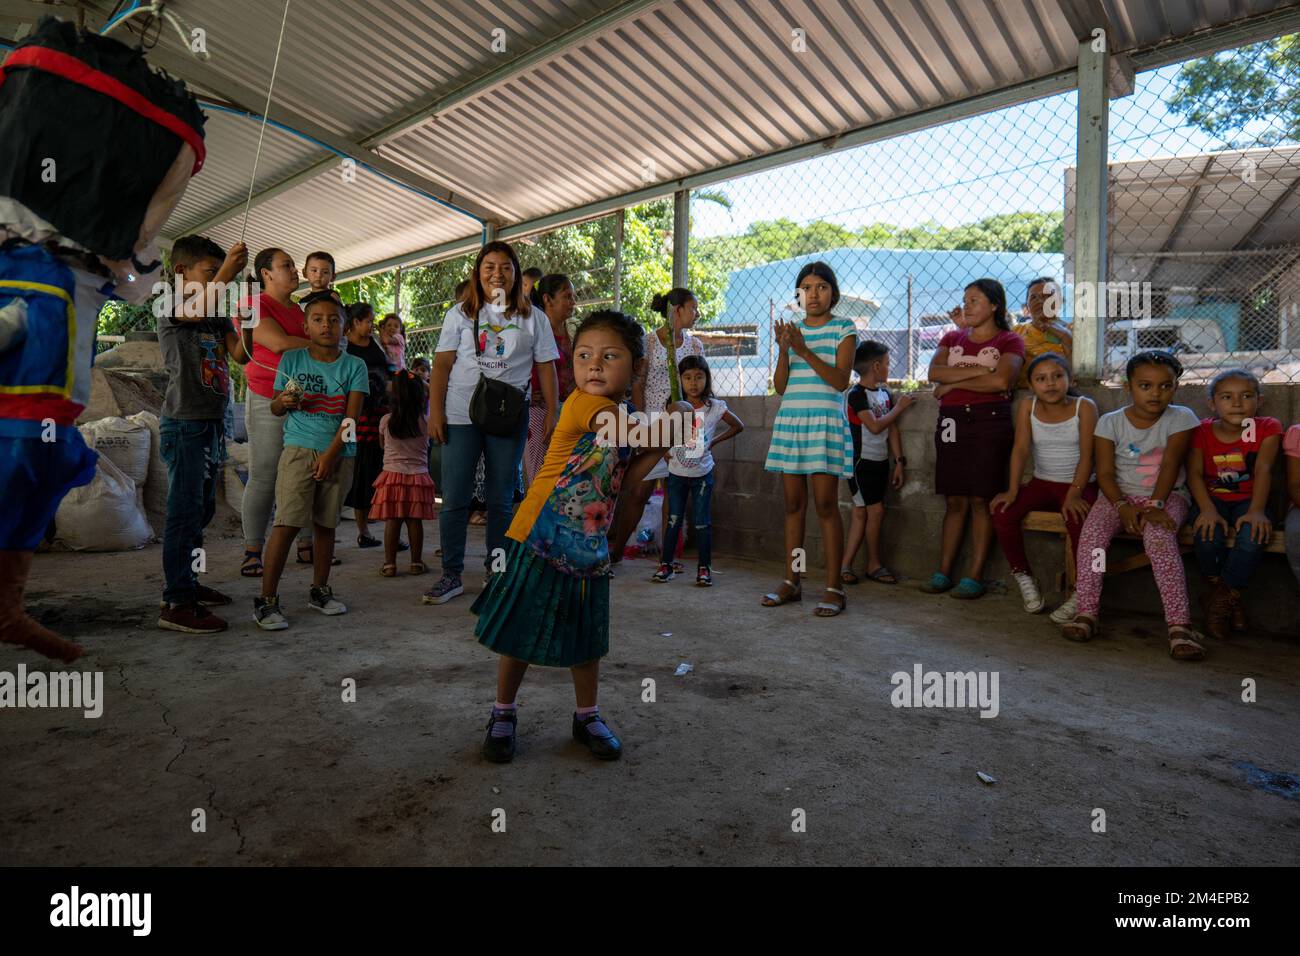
<box><xmin>161</xmin><ymin>0</ymin><xmax>667</xmax><ymax>243</ymax></box>
<box><xmin>362</xmin><ymin>0</ymin><xmax>672</xmax><ymax>147</ymax></box>
<box><xmin>1054</xmin><ymin>0</ymin><xmax>1113</xmax><ymax>43</ymax></box>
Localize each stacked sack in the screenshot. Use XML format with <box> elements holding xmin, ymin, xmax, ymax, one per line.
<box><xmin>54</xmin><ymin>415</ymin><xmax>158</xmax><ymax>550</ymax></box>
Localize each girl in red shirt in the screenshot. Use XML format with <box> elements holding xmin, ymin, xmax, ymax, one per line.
<box><xmin>1186</xmin><ymin>368</ymin><xmax>1282</xmax><ymax>638</ymax></box>
<box><xmin>923</xmin><ymin>278</ymin><xmax>1025</xmax><ymax>600</ymax></box>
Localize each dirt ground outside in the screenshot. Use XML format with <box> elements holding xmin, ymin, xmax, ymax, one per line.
<box><xmin>2</xmin><ymin>528</ymin><xmax>1298</xmax><ymax>866</ymax></box>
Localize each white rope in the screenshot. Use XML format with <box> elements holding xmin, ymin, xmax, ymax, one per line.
<box><xmin>240</xmin><ymin>0</ymin><xmax>292</xmax><ymax>244</ymax></box>
<box><xmin>237</xmin><ymin>0</ymin><xmax>293</xmax><ymax>380</ymax></box>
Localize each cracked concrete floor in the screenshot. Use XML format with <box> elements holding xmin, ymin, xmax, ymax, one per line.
<box><xmin>2</xmin><ymin>531</ymin><xmax>1299</xmax><ymax>866</ymax></box>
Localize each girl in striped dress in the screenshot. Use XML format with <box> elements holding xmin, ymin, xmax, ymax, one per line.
<box><xmin>762</xmin><ymin>261</ymin><xmax>857</xmax><ymax>617</ymax></box>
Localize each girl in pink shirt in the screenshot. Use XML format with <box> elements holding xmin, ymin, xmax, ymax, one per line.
<box><xmin>370</xmin><ymin>370</ymin><xmax>435</xmax><ymax>575</ymax></box>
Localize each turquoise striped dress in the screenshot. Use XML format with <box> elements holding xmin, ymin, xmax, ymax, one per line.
<box><xmin>765</xmin><ymin>315</ymin><xmax>855</xmax><ymax>476</ymax></box>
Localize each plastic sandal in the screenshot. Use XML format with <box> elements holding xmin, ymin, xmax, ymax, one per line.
<box><xmin>761</xmin><ymin>579</ymin><xmax>802</xmax><ymax>606</ymax></box>
<box><xmin>409</xmin><ymin>562</ymin><xmax>428</xmax><ymax>575</ymax></box>
<box><xmin>814</xmin><ymin>587</ymin><xmax>847</xmax><ymax>617</ymax></box>
<box><xmin>1168</xmin><ymin>626</ymin><xmax>1206</xmax><ymax>661</ymax></box>
<box><xmin>840</xmin><ymin>568</ymin><xmax>860</xmax><ymax>585</ymax></box>
<box><xmin>1061</xmin><ymin>615</ymin><xmax>1097</xmax><ymax>642</ymax></box>
<box><xmin>949</xmin><ymin>577</ymin><xmax>986</xmax><ymax>599</ymax></box>
<box><xmin>379</xmin><ymin>564</ymin><xmax>397</xmax><ymax>578</ymax></box>
<box><xmin>919</xmin><ymin>572</ymin><xmax>953</xmax><ymax>594</ymax></box>
<box><xmin>240</xmin><ymin>550</ymin><xmax>263</xmax><ymax>577</ymax></box>
<box><xmin>297</xmin><ymin>542</ymin><xmax>342</xmax><ymax>566</ymax></box>
<box><xmin>865</xmin><ymin>566</ymin><xmax>898</xmax><ymax>585</ymax></box>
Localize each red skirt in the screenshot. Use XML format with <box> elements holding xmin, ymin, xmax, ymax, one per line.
<box><xmin>369</xmin><ymin>470</ymin><xmax>437</xmax><ymax>520</ymax></box>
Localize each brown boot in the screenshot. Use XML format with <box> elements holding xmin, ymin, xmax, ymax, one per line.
<box><xmin>0</xmin><ymin>550</ymin><xmax>84</xmax><ymax>664</ymax></box>
<box><xmin>1231</xmin><ymin>593</ymin><xmax>1248</xmax><ymax>633</ymax></box>
<box><xmin>1204</xmin><ymin>580</ymin><xmax>1237</xmax><ymax>642</ymax></box>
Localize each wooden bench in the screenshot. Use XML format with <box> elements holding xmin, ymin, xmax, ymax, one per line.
<box><xmin>1023</xmin><ymin>510</ymin><xmax>1287</xmax><ymax>588</ymax></box>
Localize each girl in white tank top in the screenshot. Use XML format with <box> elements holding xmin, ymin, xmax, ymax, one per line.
<box><xmin>1030</xmin><ymin>395</ymin><xmax>1084</xmax><ymax>483</ymax></box>
<box><xmin>990</xmin><ymin>352</ymin><xmax>1099</xmax><ymax>617</ymax></box>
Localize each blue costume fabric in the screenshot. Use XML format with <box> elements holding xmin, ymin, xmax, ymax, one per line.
<box><xmin>0</xmin><ymin>243</ymin><xmax>102</xmax><ymax>549</ymax></box>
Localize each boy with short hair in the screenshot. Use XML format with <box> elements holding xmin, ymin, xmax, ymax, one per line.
<box><xmin>254</xmin><ymin>292</ymin><xmax>369</xmax><ymax>630</ymax></box>
<box><xmin>157</xmin><ymin>235</ymin><xmax>249</xmax><ymax>634</ymax></box>
<box><xmin>302</xmin><ymin>251</ymin><xmax>336</xmax><ymax>294</ymax></box>
<box><xmin>841</xmin><ymin>340</ymin><xmax>914</xmax><ymax>585</ymax></box>
<box><xmin>521</xmin><ymin>267</ymin><xmax>543</xmax><ymax>298</ymax></box>
<box><xmin>1013</xmin><ymin>277</ymin><xmax>1072</xmax><ymax>387</ymax></box>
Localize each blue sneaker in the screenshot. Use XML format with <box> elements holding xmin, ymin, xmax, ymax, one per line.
<box><xmin>949</xmin><ymin>577</ymin><xmax>987</xmax><ymax>599</ymax></box>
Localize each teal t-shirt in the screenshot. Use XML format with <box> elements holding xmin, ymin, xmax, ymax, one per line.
<box><xmin>275</xmin><ymin>348</ymin><xmax>369</xmax><ymax>457</ymax></box>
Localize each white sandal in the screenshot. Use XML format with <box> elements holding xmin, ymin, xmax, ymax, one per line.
<box><xmin>761</xmin><ymin>579</ymin><xmax>802</xmax><ymax>606</ymax></box>
<box><xmin>814</xmin><ymin>587</ymin><xmax>846</xmax><ymax>617</ymax></box>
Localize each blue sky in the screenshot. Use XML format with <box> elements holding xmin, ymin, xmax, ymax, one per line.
<box><xmin>691</xmin><ymin>64</ymin><xmax>1223</xmax><ymax>238</ymax></box>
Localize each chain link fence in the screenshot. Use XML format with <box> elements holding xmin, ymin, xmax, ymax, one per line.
<box><xmin>103</xmin><ymin>25</ymin><xmax>1300</xmax><ymax>398</ymax></box>
<box><xmin>1105</xmin><ymin>33</ymin><xmax>1300</xmax><ymax>386</ymax></box>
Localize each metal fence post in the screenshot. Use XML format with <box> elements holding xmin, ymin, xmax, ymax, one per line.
<box><xmin>672</xmin><ymin>189</ymin><xmax>688</xmax><ymax>288</ymax></box>
<box><xmin>1074</xmin><ymin>36</ymin><xmax>1110</xmax><ymax>381</ymax></box>
<box><xmin>613</xmin><ymin>208</ymin><xmax>624</xmax><ymax>310</ymax></box>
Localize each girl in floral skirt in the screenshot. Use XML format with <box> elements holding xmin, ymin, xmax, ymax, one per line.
<box><xmin>473</xmin><ymin>310</ymin><xmax>691</xmax><ymax>763</ymax></box>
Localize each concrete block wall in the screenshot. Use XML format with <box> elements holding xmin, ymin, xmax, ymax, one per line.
<box><xmin>710</xmin><ymin>383</ymin><xmax>1300</xmax><ymax>631</ymax></box>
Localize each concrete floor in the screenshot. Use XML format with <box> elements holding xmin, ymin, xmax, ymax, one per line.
<box><xmin>3</xmin><ymin>529</ymin><xmax>1298</xmax><ymax>866</ymax></box>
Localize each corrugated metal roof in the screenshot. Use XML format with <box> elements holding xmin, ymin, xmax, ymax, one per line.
<box><xmin>29</xmin><ymin>0</ymin><xmax>1290</xmax><ymax>276</ymax></box>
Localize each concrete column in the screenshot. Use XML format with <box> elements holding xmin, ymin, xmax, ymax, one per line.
<box><xmin>672</xmin><ymin>189</ymin><xmax>688</xmax><ymax>288</ymax></box>
<box><xmin>1073</xmin><ymin>37</ymin><xmax>1110</xmax><ymax>380</ymax></box>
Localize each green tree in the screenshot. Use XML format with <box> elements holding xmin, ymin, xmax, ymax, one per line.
<box><xmin>1166</xmin><ymin>34</ymin><xmax>1300</xmax><ymax>147</ymax></box>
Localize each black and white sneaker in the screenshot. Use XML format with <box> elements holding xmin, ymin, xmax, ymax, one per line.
<box><xmin>253</xmin><ymin>595</ymin><xmax>289</xmax><ymax>631</ymax></box>
<box><xmin>308</xmin><ymin>584</ymin><xmax>347</xmax><ymax>615</ymax></box>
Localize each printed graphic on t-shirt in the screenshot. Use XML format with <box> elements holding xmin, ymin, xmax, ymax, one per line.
<box><xmin>198</xmin><ymin>332</ymin><xmax>229</xmax><ymax>397</ymax></box>
<box><xmin>1209</xmin><ymin>450</ymin><xmax>1251</xmax><ymax>495</ymax></box>
<box><xmin>947</xmin><ymin>343</ymin><xmax>1003</xmax><ymax>369</ymax></box>
<box><xmin>478</xmin><ymin>321</ymin><xmax>520</xmax><ymax>369</ymax></box>
<box><xmin>291</xmin><ymin>370</ymin><xmax>349</xmax><ymax>415</ymax></box>
<box><xmin>1134</xmin><ymin>446</ymin><xmax>1163</xmax><ymax>489</ymax></box>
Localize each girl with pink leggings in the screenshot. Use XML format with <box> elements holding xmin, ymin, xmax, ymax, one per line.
<box><xmin>1064</xmin><ymin>351</ymin><xmax>1204</xmax><ymax>660</ymax></box>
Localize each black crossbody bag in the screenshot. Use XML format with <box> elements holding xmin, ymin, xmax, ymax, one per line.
<box><xmin>468</xmin><ymin>309</ymin><xmax>527</xmax><ymax>436</ymax></box>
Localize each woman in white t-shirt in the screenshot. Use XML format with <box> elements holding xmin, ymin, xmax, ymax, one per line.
<box><xmin>423</xmin><ymin>242</ymin><xmax>560</xmax><ymax>604</ymax></box>
<box><xmin>608</xmin><ymin>288</ymin><xmax>703</xmax><ymax>570</ymax></box>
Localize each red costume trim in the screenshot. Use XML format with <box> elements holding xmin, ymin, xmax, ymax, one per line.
<box><xmin>1</xmin><ymin>46</ymin><xmax>205</xmax><ymax>173</ymax></box>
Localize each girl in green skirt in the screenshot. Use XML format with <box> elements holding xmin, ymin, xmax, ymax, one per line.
<box><xmin>473</xmin><ymin>310</ymin><xmax>691</xmax><ymax>763</ymax></box>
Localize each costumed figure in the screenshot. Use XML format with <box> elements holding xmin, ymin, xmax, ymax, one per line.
<box><xmin>0</xmin><ymin>17</ymin><xmax>205</xmax><ymax>661</ymax></box>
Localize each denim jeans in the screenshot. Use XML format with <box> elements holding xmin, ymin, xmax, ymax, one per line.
<box><xmin>663</xmin><ymin>471</ymin><xmax>714</xmax><ymax>568</ymax></box>
<box><xmin>160</xmin><ymin>416</ymin><xmax>222</xmax><ymax>605</ymax></box>
<box><xmin>439</xmin><ymin>419</ymin><xmax>527</xmax><ymax>576</ymax></box>
<box><xmin>1190</xmin><ymin>496</ymin><xmax>1270</xmax><ymax>589</ymax></box>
